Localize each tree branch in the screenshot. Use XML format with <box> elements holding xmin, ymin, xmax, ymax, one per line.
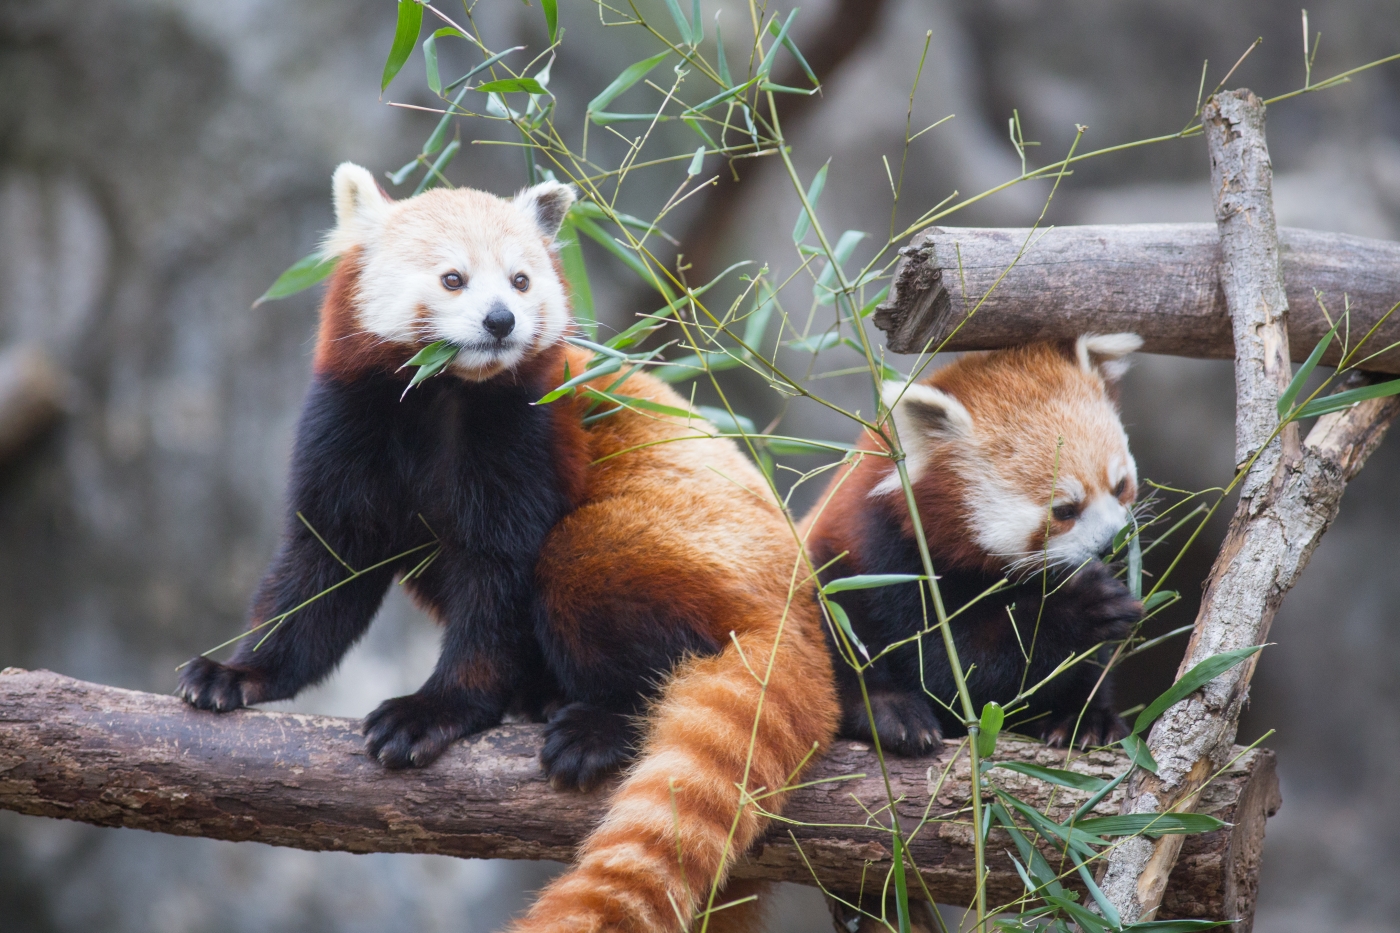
<box><xmin>874</xmin><ymin>224</ymin><xmax>1400</xmax><ymax>373</ymax></box>
<box><xmin>1096</xmin><ymin>89</ymin><xmax>1400</xmax><ymax>924</ymax></box>
<box><xmin>0</xmin><ymin>668</ymin><xmax>1277</xmax><ymax>923</ymax></box>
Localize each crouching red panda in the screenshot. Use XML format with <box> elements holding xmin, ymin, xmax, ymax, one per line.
<box><xmin>803</xmin><ymin>336</ymin><xmax>1144</xmax><ymax>754</ymax></box>
<box><xmin>178</xmin><ymin>163</ymin><xmax>837</xmax><ymax>933</ymax></box>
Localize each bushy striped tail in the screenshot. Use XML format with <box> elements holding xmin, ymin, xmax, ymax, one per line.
<box><xmin>511</xmin><ymin>621</ymin><xmax>837</xmax><ymax>933</ymax></box>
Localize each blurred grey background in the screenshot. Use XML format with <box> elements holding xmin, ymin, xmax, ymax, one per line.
<box><xmin>2</xmin><ymin>1</ymin><xmax>1399</xmax><ymax>931</ymax></box>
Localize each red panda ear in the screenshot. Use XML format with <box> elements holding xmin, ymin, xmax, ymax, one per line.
<box><xmin>874</xmin><ymin>380</ymin><xmax>973</xmax><ymax>492</ymax></box>
<box><xmin>1075</xmin><ymin>333</ymin><xmax>1142</xmax><ymax>384</ymax></box>
<box><xmin>514</xmin><ymin>182</ymin><xmax>576</xmax><ymax>243</ymax></box>
<box><xmin>327</xmin><ymin>162</ymin><xmax>391</xmax><ymax>255</ymax></box>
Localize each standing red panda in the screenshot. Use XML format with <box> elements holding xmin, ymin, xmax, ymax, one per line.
<box><xmin>803</xmin><ymin>336</ymin><xmax>1144</xmax><ymax>753</ymax></box>
<box><xmin>178</xmin><ymin>163</ymin><xmax>837</xmax><ymax>932</ymax></box>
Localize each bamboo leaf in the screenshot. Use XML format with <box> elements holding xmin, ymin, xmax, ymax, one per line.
<box><xmin>1073</xmin><ymin>812</ymin><xmax>1226</xmax><ymax>837</ymax></box>
<box><xmin>767</xmin><ymin>12</ymin><xmax>817</xmax><ymax>85</ymax></box>
<box><xmin>824</xmin><ymin>599</ymin><xmax>869</xmax><ymax>661</ymax></box>
<box><xmin>1127</xmin><ymin>523</ymin><xmax>1143</xmax><ymax>600</ymax></box>
<box><xmin>558</xmin><ymin>221</ymin><xmax>595</xmax><ymax>338</ymax></box>
<box><xmin>588</xmin><ymin>52</ymin><xmax>670</xmax><ymax>119</ymax></box>
<box><xmin>1142</xmin><ymin>589</ymin><xmax>1179</xmax><ymax>613</ymax></box>
<box><xmin>977</xmin><ymin>701</ymin><xmax>1004</xmax><ymax>758</ymax></box>
<box><xmin>537</xmin><ymin>357</ymin><xmax>624</xmax><ymax>404</ymax></box>
<box><xmin>1120</xmin><ymin>733</ymin><xmax>1159</xmax><ymax>773</ymax></box>
<box><xmin>444</xmin><ymin>46</ymin><xmax>525</xmax><ymax>93</ymax></box>
<box><xmin>1278</xmin><ymin>318</ymin><xmax>1339</xmax><ymax>417</ymax></box>
<box><xmin>541</xmin><ymin>0</ymin><xmax>558</xmax><ymax>43</ymax></box>
<box><xmin>687</xmin><ymin>145</ymin><xmax>705</xmax><ymax>176</ymax></box>
<box><xmin>813</xmin><ymin>229</ymin><xmax>868</xmax><ymax>305</ymax></box>
<box><xmin>1132</xmin><ymin>645</ymin><xmax>1263</xmax><ymax>736</ymax></box>
<box><xmin>476</xmin><ymin>77</ymin><xmax>546</xmax><ymax>95</ymax></box>
<box><xmin>661</xmin><ymin>0</ymin><xmax>693</xmax><ymax>44</ymax></box>
<box><xmin>757</xmin><ymin>9</ymin><xmax>798</xmax><ymax>77</ymax></box>
<box><xmin>763</xmin><ymin>436</ymin><xmax>856</xmax><ymax>456</ymax></box>
<box><xmin>422</xmin><ymin>27</ymin><xmax>468</xmax><ymax>95</ymax></box>
<box><xmin>697</xmin><ymin>405</ymin><xmax>756</xmax><ymax>435</ymax></box>
<box><xmin>1121</xmin><ymin>921</ymin><xmax>1238</xmax><ymax>932</ymax></box>
<box><xmin>382</xmin><ymin>0</ymin><xmax>424</xmax><ymax>92</ymax></box>
<box><xmin>992</xmin><ymin>761</ymin><xmax>1108</xmax><ymax>794</ymax></box>
<box><xmin>792</xmin><ymin>161</ymin><xmax>829</xmax><ymax>243</ymax></box>
<box><xmin>821</xmin><ymin>574</ymin><xmax>924</xmax><ymax>594</ymax></box>
<box><xmin>254</xmin><ymin>252</ymin><xmax>339</xmax><ymax>306</ymax></box>
<box><xmin>892</xmin><ymin>831</ymin><xmax>912</xmax><ymax>933</ymax></box>
<box><xmin>1294</xmin><ymin>377</ymin><xmax>1400</xmax><ymax>419</ymax></box>
<box><xmin>398</xmin><ymin>340</ymin><xmax>460</xmax><ymax>394</ymax></box>
<box><xmin>715</xmin><ymin>19</ymin><xmax>733</xmax><ymax>85</ymax></box>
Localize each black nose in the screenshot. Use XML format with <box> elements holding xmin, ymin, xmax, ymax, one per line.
<box><xmin>483</xmin><ymin>305</ymin><xmax>515</xmax><ymax>340</ymax></box>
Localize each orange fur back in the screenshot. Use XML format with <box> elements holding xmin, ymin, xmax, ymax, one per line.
<box><xmin>513</xmin><ymin>347</ymin><xmax>839</xmax><ymax>933</ymax></box>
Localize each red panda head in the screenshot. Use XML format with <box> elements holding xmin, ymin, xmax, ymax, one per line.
<box><xmin>874</xmin><ymin>334</ymin><xmax>1142</xmax><ymax>575</ymax></box>
<box><xmin>322</xmin><ymin>162</ymin><xmax>575</xmax><ymax>381</ymax></box>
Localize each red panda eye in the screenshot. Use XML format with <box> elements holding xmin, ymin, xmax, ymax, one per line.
<box><xmin>441</xmin><ymin>272</ymin><xmax>465</xmax><ymax>291</ymax></box>
<box><xmin>1051</xmin><ymin>503</ymin><xmax>1079</xmax><ymax>523</ymax></box>
<box><xmin>512</xmin><ymin>272</ymin><xmax>530</xmax><ymax>292</ymax></box>
<box><xmin>1113</xmin><ymin>477</ymin><xmax>1129</xmax><ymax>498</ymax></box>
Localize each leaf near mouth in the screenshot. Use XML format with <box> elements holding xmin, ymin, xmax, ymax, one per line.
<box><xmin>399</xmin><ymin>341</ymin><xmax>460</xmax><ymax>396</ymax></box>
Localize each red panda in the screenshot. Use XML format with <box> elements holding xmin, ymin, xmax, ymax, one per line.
<box><xmin>177</xmin><ymin>164</ymin><xmax>838</xmax><ymax>932</ymax></box>
<box><xmin>803</xmin><ymin>336</ymin><xmax>1144</xmax><ymax>753</ymax></box>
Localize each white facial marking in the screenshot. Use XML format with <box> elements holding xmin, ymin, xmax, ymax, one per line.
<box><xmin>871</xmin><ymin>380</ymin><xmax>973</xmax><ymax>497</ymax></box>
<box><xmin>1046</xmin><ymin>491</ymin><xmax>1131</xmax><ymax>568</ymax></box>
<box><xmin>965</xmin><ymin>472</ymin><xmax>1046</xmax><ymax>560</ymax></box>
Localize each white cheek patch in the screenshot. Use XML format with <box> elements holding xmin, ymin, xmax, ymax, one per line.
<box><xmin>1046</xmin><ymin>492</ymin><xmax>1130</xmax><ymax>568</ymax></box>
<box><xmin>965</xmin><ymin>473</ymin><xmax>1046</xmax><ymax>561</ymax></box>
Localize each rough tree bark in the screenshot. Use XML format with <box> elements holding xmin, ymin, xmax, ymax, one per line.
<box><xmin>872</xmin><ymin>225</ymin><xmax>1400</xmax><ymax>372</ymax></box>
<box><xmin>1095</xmin><ymin>89</ymin><xmax>1400</xmax><ymax>924</ymax></box>
<box><xmin>0</xmin><ymin>668</ymin><xmax>1278</xmax><ymax>925</ymax></box>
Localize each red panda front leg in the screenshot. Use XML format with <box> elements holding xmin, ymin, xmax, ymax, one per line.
<box><xmin>366</xmin><ymin>561</ymin><xmax>538</xmax><ymax>769</ymax></box>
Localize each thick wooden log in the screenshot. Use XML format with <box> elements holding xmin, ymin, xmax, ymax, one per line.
<box><xmin>0</xmin><ymin>668</ymin><xmax>1277</xmax><ymax>924</ymax></box>
<box><xmin>873</xmin><ymin>224</ymin><xmax>1400</xmax><ymax>372</ymax></box>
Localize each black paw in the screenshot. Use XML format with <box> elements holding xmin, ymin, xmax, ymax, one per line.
<box><xmin>1039</xmin><ymin>706</ymin><xmax>1129</xmax><ymax>749</ymax></box>
<box><xmin>177</xmin><ymin>657</ymin><xmax>262</xmax><ymax>712</ymax></box>
<box><xmin>540</xmin><ymin>703</ymin><xmax>637</xmax><ymax>792</ymax></box>
<box><xmin>363</xmin><ymin>694</ymin><xmax>485</xmax><ymax>769</ymax></box>
<box><xmin>1063</xmin><ymin>565</ymin><xmax>1142</xmax><ymax>639</ymax></box>
<box><xmin>843</xmin><ymin>690</ymin><xmax>943</xmax><ymax>756</ymax></box>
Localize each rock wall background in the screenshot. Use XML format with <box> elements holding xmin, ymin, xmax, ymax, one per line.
<box><xmin>1</xmin><ymin>1</ymin><xmax>1398</xmax><ymax>930</ymax></box>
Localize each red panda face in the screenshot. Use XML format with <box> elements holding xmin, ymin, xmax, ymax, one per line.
<box><xmin>323</xmin><ymin>163</ymin><xmax>574</xmax><ymax>381</ymax></box>
<box><xmin>877</xmin><ymin>334</ymin><xmax>1141</xmax><ymax>575</ymax></box>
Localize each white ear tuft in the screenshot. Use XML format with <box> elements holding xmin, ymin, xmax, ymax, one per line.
<box><xmin>326</xmin><ymin>162</ymin><xmax>391</xmax><ymax>255</ymax></box>
<box><xmin>1076</xmin><ymin>332</ymin><xmax>1142</xmax><ymax>383</ymax></box>
<box><xmin>514</xmin><ymin>181</ymin><xmax>576</xmax><ymax>242</ymax></box>
<box><xmin>871</xmin><ymin>380</ymin><xmax>974</xmax><ymax>495</ymax></box>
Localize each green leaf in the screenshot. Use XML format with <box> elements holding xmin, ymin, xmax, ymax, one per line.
<box><xmin>558</xmin><ymin>222</ymin><xmax>595</xmax><ymax>338</ymax></box>
<box><xmin>1142</xmin><ymin>589</ymin><xmax>1179</xmax><ymax>613</ymax></box>
<box><xmin>824</xmin><ymin>599</ymin><xmax>869</xmax><ymax>661</ymax></box>
<box><xmin>382</xmin><ymin>0</ymin><xmax>424</xmax><ymax>92</ymax></box>
<box><xmin>715</xmin><ymin>20</ymin><xmax>732</xmax><ymax>85</ymax></box>
<box><xmin>687</xmin><ymin>145</ymin><xmax>706</xmax><ymax>176</ymax></box>
<box><xmin>444</xmin><ymin>46</ymin><xmax>525</xmax><ymax>93</ymax></box>
<box><xmin>1043</xmin><ymin>895</ymin><xmax>1110</xmax><ymax>933</ymax></box>
<box><xmin>1074</xmin><ymin>812</ymin><xmax>1226</xmax><ymax>837</ymax></box>
<box><xmin>588</xmin><ymin>52</ymin><xmax>670</xmax><ymax>119</ymax></box>
<box><xmin>763</xmin><ymin>436</ymin><xmax>856</xmax><ymax>456</ymax></box>
<box><xmin>792</xmin><ymin>161</ymin><xmax>829</xmax><ymax>244</ymax></box>
<box><xmin>1132</xmin><ymin>645</ymin><xmax>1263</xmax><ymax>736</ymax></box>
<box><xmin>813</xmin><ymin>230</ymin><xmax>868</xmax><ymax>305</ymax></box>
<box><xmin>570</xmin><ymin>215</ymin><xmax>674</xmax><ymax>298</ymax></box>
<box><xmin>789</xmin><ymin>331</ymin><xmax>840</xmax><ymax>353</ymax></box>
<box><xmin>822</xmin><ymin>574</ymin><xmax>924</xmax><ymax>594</ymax></box>
<box><xmin>744</xmin><ymin>286</ymin><xmax>777</xmax><ymax>348</ymax></box>
<box><xmin>757</xmin><ymin>9</ymin><xmax>799</xmax><ymax>77</ymax></box>
<box><xmin>683</xmin><ymin>77</ymin><xmax>760</xmax><ymax>116</ymax></box>
<box><xmin>541</xmin><ymin>0</ymin><xmax>558</xmax><ymax>43</ymax></box>
<box><xmin>254</xmin><ymin>252</ymin><xmax>339</xmax><ymax>306</ymax></box>
<box><xmin>399</xmin><ymin>340</ymin><xmax>460</xmax><ymax>393</ymax></box>
<box><xmin>1294</xmin><ymin>377</ymin><xmax>1400</xmax><ymax>419</ymax></box>
<box><xmin>581</xmin><ymin>387</ymin><xmax>692</xmax><ymax>420</ymax></box>
<box><xmin>690</xmin><ymin>0</ymin><xmax>703</xmax><ymax>44</ymax></box>
<box><xmin>1075</xmin><ymin>859</ymin><xmax>1122</xmax><ymax>929</ymax></box>
<box><xmin>767</xmin><ymin>12</ymin><xmax>817</xmax><ymax>85</ymax></box>
<box><xmin>412</xmin><ymin>139</ymin><xmax>459</xmax><ymax>196</ymax></box>
<box><xmin>1120</xmin><ymin>733</ymin><xmax>1159</xmax><ymax>773</ymax></box>
<box><xmin>661</xmin><ymin>0</ymin><xmax>693</xmax><ymax>44</ymax></box>
<box><xmin>1121</xmin><ymin>921</ymin><xmax>1239</xmax><ymax>932</ymax></box>
<box><xmin>476</xmin><ymin>77</ymin><xmax>547</xmax><ymax>95</ymax></box>
<box><xmin>977</xmin><ymin>701</ymin><xmax>1005</xmax><ymax>758</ymax></box>
<box><xmin>697</xmin><ymin>405</ymin><xmax>756</xmax><ymax>436</ymax></box>
<box><xmin>992</xmin><ymin>802</ymin><xmax>1066</xmax><ymax>899</ymax></box>
<box><xmin>422</xmin><ymin>27</ymin><xmax>468</xmax><ymax>95</ymax></box>
<box><xmin>892</xmin><ymin>830</ymin><xmax>912</xmax><ymax>933</ymax></box>
<box><xmin>1278</xmin><ymin>318</ymin><xmax>1339</xmax><ymax>417</ymax></box>
<box><xmin>992</xmin><ymin>762</ymin><xmax>1109</xmax><ymax>795</ymax></box>
<box><xmin>537</xmin><ymin>357</ymin><xmax>624</xmax><ymax>404</ymax></box>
